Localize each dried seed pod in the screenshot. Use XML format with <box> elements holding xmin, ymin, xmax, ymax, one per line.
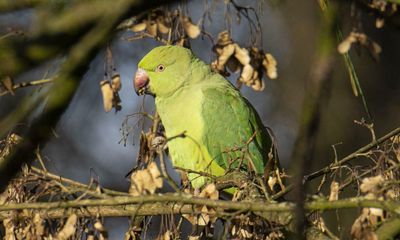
<box><xmin>215</xmin><ymin>43</ymin><xmax>235</xmax><ymax>72</ymax></box>
<box><xmin>57</xmin><ymin>214</ymin><xmax>78</xmax><ymax>240</ymax></box>
<box><xmin>217</xmin><ymin>31</ymin><xmax>233</xmax><ymax>46</ymax></box>
<box><xmin>33</xmin><ymin>213</ymin><xmax>45</xmax><ymax>237</ymax></box>
<box><xmin>360</xmin><ymin>175</ymin><xmax>384</xmax><ymax>194</ymax></box>
<box><xmin>100</xmin><ymin>80</ymin><xmax>113</xmax><ymax>112</ymax></box>
<box><xmin>263</xmin><ymin>53</ymin><xmax>278</xmax><ymax>79</ymax></box>
<box><xmin>131</xmin><ymin>21</ymin><xmax>147</xmax><ymax>32</ymax></box>
<box><xmin>176</xmin><ymin>38</ymin><xmax>185</xmax><ymax>46</ymax></box>
<box><xmin>239</xmin><ymin>64</ymin><xmax>254</xmax><ymax>85</ymax></box>
<box><xmin>328</xmin><ymin>181</ymin><xmax>339</xmax><ymax>201</ymax></box>
<box><xmin>368</xmin><ymin>41</ymin><xmax>382</xmax><ymax>61</ymax></box>
<box><xmin>111</xmin><ymin>74</ymin><xmax>121</xmax><ymax>91</ymax></box>
<box><xmin>181</xmin><ymin>16</ymin><xmax>200</xmax><ymax>39</ymax></box>
<box><xmin>94</xmin><ymin>221</ymin><xmax>106</xmax><ymax>232</ymax></box>
<box><xmin>337</xmin><ymin>35</ymin><xmax>356</xmax><ymax>54</ymax></box>
<box><xmin>251</xmin><ymin>80</ymin><xmax>264</xmax><ymax>91</ymax></box>
<box><xmin>251</xmin><ymin>68</ymin><xmax>259</xmax><ymax>82</ymax></box>
<box><xmin>129</xmin><ymin>162</ymin><xmax>163</xmax><ymax>196</ymax></box>
<box><xmin>198</xmin><ymin>205</ymin><xmax>210</xmax><ymax>226</ymax></box>
<box><xmin>375</xmin><ymin>18</ymin><xmax>385</xmax><ymax>28</ymax></box>
<box><xmin>87</xmin><ymin>235</ymin><xmax>95</xmax><ymax>240</ymax></box>
<box><xmin>146</xmin><ymin>20</ymin><xmax>157</xmax><ymax>37</ymax></box>
<box><xmin>234</xmin><ymin>44</ymin><xmax>251</xmax><ymax>65</ymax></box>
<box><xmin>156</xmin><ymin>18</ymin><xmax>170</xmax><ymax>34</ymax></box>
<box><xmin>199</xmin><ymin>184</ymin><xmax>219</xmax><ymax>200</ymax></box>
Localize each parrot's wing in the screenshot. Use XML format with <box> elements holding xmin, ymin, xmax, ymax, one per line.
<box><xmin>201</xmin><ymin>82</ymin><xmax>274</xmax><ymax>175</ymax></box>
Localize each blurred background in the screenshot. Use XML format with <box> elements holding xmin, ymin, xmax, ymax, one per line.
<box><xmin>1</xmin><ymin>0</ymin><xmax>399</xmax><ymax>238</ymax></box>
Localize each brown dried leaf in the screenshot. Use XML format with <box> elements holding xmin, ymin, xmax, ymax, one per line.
<box><xmin>88</xmin><ymin>235</ymin><xmax>95</xmax><ymax>240</ymax></box>
<box><xmin>267</xmin><ymin>176</ymin><xmax>278</xmax><ymax>191</ymax></box>
<box><xmin>111</xmin><ymin>74</ymin><xmax>121</xmax><ymax>92</ymax></box>
<box><xmin>100</xmin><ymin>80</ymin><xmax>113</xmax><ymax>112</ymax></box>
<box><xmin>251</xmin><ymin>78</ymin><xmax>264</xmax><ymax>91</ymax></box>
<box><xmin>351</xmin><ymin>208</ymin><xmax>380</xmax><ymax>240</ymax></box>
<box><xmin>148</xmin><ymin>162</ymin><xmax>163</xmax><ymax>189</ymax></box>
<box><xmin>215</xmin><ymin>43</ymin><xmax>235</xmax><ymax>72</ymax></box>
<box><xmin>355</xmin><ymin>32</ymin><xmax>368</xmax><ymax>44</ymax></box>
<box><xmin>198</xmin><ymin>205</ymin><xmax>210</xmax><ymax>226</ymax></box>
<box><xmin>146</xmin><ymin>20</ymin><xmax>158</xmax><ymax>37</ymax></box>
<box><xmin>94</xmin><ymin>220</ymin><xmax>106</xmax><ymax>232</ymax></box>
<box><xmin>199</xmin><ymin>183</ymin><xmax>219</xmax><ymax>200</ymax></box>
<box><xmin>3</xmin><ymin>218</ymin><xmax>15</xmax><ymax>240</ymax></box>
<box><xmin>182</xmin><ymin>16</ymin><xmax>200</xmax><ymax>39</ymax></box>
<box><xmin>328</xmin><ymin>181</ymin><xmax>339</xmax><ymax>201</ymax></box>
<box><xmin>338</xmin><ymin>35</ymin><xmax>356</xmax><ymax>54</ymax></box>
<box><xmin>57</xmin><ymin>214</ymin><xmax>78</xmax><ymax>240</ymax></box>
<box><xmin>156</xmin><ymin>17</ymin><xmax>170</xmax><ymax>34</ymax></box>
<box><xmin>129</xmin><ymin>162</ymin><xmax>163</xmax><ymax>196</ymax></box>
<box><xmin>216</xmin><ymin>31</ymin><xmax>233</xmax><ymax>46</ymax></box>
<box><xmin>368</xmin><ymin>41</ymin><xmax>382</xmax><ymax>61</ymax></box>
<box><xmin>131</xmin><ymin>22</ymin><xmax>147</xmax><ymax>32</ymax></box>
<box><xmin>250</xmin><ymin>70</ymin><xmax>265</xmax><ymax>91</ymax></box>
<box><xmin>33</xmin><ymin>213</ymin><xmax>45</xmax><ymax>237</ymax></box>
<box><xmin>234</xmin><ymin>44</ymin><xmax>251</xmax><ymax>65</ymax></box>
<box><xmin>351</xmin><ymin>221</ymin><xmax>378</xmax><ymax>240</ymax></box>
<box><xmin>375</xmin><ymin>18</ymin><xmax>385</xmax><ymax>28</ymax></box>
<box><xmin>239</xmin><ymin>64</ymin><xmax>254</xmax><ymax>85</ymax></box>
<box><xmin>239</xmin><ymin>228</ymin><xmax>253</xmax><ymax>239</ymax></box>
<box><xmin>390</xmin><ymin>135</ymin><xmax>400</xmax><ymax>144</ymax></box>
<box><xmin>360</xmin><ymin>175</ymin><xmax>384</xmax><ymax>194</ymax></box>
<box><xmin>263</xmin><ymin>53</ymin><xmax>278</xmax><ymax>79</ymax></box>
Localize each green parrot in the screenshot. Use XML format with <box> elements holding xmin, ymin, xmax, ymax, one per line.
<box><xmin>134</xmin><ymin>45</ymin><xmax>277</xmax><ymax>190</ymax></box>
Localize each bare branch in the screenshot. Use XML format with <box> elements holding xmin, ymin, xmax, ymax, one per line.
<box><xmin>1</xmin><ymin>194</ymin><xmax>399</xmax><ymax>220</ymax></box>
<box><xmin>0</xmin><ymin>78</ymin><xmax>53</xmax><ymax>96</ymax></box>
<box><xmin>304</xmin><ymin>127</ymin><xmax>400</xmax><ymax>182</ymax></box>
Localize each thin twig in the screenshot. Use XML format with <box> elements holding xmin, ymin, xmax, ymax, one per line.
<box><xmin>0</xmin><ymin>78</ymin><xmax>53</xmax><ymax>96</ymax></box>
<box><xmin>30</xmin><ymin>167</ymin><xmax>129</xmax><ymax>197</ymax></box>
<box><xmin>304</xmin><ymin>127</ymin><xmax>400</xmax><ymax>182</ymax></box>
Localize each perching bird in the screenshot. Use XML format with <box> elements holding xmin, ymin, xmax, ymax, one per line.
<box><xmin>134</xmin><ymin>45</ymin><xmax>278</xmax><ymax>190</ymax></box>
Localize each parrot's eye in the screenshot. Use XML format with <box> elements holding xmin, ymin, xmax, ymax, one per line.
<box><xmin>156</xmin><ymin>64</ymin><xmax>165</xmax><ymax>72</ymax></box>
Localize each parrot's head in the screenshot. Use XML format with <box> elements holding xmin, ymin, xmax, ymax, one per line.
<box><xmin>134</xmin><ymin>45</ymin><xmax>193</xmax><ymax>98</ymax></box>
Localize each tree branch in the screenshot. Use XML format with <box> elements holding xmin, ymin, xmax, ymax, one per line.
<box><xmin>30</xmin><ymin>166</ymin><xmax>130</xmax><ymax>197</ymax></box>
<box><xmin>0</xmin><ymin>194</ymin><xmax>399</xmax><ymax>220</ymax></box>
<box><xmin>304</xmin><ymin>126</ymin><xmax>400</xmax><ymax>182</ymax></box>
<box><xmin>0</xmin><ymin>78</ymin><xmax>53</xmax><ymax>96</ymax></box>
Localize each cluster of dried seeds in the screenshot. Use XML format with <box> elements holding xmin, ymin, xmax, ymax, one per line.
<box><xmin>129</xmin><ymin>162</ymin><xmax>163</xmax><ymax>196</ymax></box>
<box><xmin>130</xmin><ymin>9</ymin><xmax>200</xmax><ymax>40</ymax></box>
<box><xmin>338</xmin><ymin>31</ymin><xmax>382</xmax><ymax>61</ymax></box>
<box><xmin>350</xmin><ymin>175</ymin><xmax>389</xmax><ymax>240</ymax></box>
<box><xmin>183</xmin><ymin>184</ymin><xmax>219</xmax><ymax>229</ymax></box>
<box><xmin>100</xmin><ymin>73</ymin><xmax>122</xmax><ymax>113</ymax></box>
<box><xmin>230</xmin><ymin>214</ymin><xmax>280</xmax><ymax>240</ymax></box>
<box><xmin>368</xmin><ymin>0</ymin><xmax>398</xmax><ymax>13</ymax></box>
<box><xmin>211</xmin><ymin>31</ymin><xmax>277</xmax><ymax>91</ymax></box>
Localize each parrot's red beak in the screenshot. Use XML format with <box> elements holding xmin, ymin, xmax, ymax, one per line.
<box><xmin>134</xmin><ymin>68</ymin><xmax>150</xmax><ymax>95</ymax></box>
